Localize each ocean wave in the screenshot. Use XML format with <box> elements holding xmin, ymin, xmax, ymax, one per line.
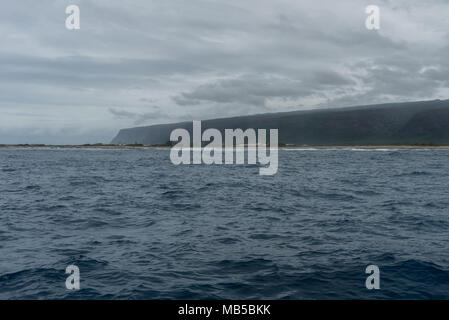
<box><xmin>2</xmin><ymin>149</ymin><xmax>449</xmax><ymax>299</ymax></box>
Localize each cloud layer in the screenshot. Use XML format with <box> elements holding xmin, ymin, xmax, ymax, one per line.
<box><xmin>1</xmin><ymin>0</ymin><xmax>448</xmax><ymax>143</ymax></box>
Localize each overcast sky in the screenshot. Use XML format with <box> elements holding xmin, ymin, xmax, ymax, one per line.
<box><xmin>1</xmin><ymin>0</ymin><xmax>449</xmax><ymax>144</ymax></box>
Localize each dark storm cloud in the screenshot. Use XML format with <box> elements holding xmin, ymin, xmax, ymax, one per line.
<box><xmin>0</xmin><ymin>0</ymin><xmax>448</xmax><ymax>143</ymax></box>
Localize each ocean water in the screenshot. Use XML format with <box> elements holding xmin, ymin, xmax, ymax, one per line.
<box><xmin>1</xmin><ymin>148</ymin><xmax>449</xmax><ymax>299</ymax></box>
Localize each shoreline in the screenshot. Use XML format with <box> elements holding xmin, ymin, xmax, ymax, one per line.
<box><xmin>2</xmin><ymin>144</ymin><xmax>449</xmax><ymax>149</ymax></box>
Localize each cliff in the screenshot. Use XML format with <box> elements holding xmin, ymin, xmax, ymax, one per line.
<box><xmin>111</xmin><ymin>99</ymin><xmax>449</xmax><ymax>146</ymax></box>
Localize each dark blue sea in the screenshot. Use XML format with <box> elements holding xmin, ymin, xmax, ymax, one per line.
<box><xmin>1</xmin><ymin>148</ymin><xmax>449</xmax><ymax>299</ymax></box>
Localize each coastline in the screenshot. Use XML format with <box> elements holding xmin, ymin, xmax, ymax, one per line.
<box><xmin>2</xmin><ymin>144</ymin><xmax>449</xmax><ymax>149</ymax></box>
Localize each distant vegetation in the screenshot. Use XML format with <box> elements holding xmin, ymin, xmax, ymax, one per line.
<box><xmin>111</xmin><ymin>99</ymin><xmax>449</xmax><ymax>146</ymax></box>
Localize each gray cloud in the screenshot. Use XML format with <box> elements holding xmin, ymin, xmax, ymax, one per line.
<box><xmin>109</xmin><ymin>107</ymin><xmax>165</xmax><ymax>125</ymax></box>
<box><xmin>173</xmin><ymin>71</ymin><xmax>356</xmax><ymax>107</ymax></box>
<box><xmin>0</xmin><ymin>0</ymin><xmax>449</xmax><ymax>143</ymax></box>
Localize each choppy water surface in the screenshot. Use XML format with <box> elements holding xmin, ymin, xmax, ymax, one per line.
<box><xmin>1</xmin><ymin>148</ymin><xmax>449</xmax><ymax>299</ymax></box>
